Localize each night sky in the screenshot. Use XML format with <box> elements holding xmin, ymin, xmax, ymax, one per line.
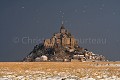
<box><xmin>0</xmin><ymin>0</ymin><xmax>120</xmax><ymax>61</ymax></box>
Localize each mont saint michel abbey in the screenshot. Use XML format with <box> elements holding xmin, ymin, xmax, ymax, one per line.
<box><xmin>23</xmin><ymin>22</ymin><xmax>106</xmax><ymax>62</ymax></box>
<box><xmin>44</xmin><ymin>24</ymin><xmax>77</xmax><ymax>48</ymax></box>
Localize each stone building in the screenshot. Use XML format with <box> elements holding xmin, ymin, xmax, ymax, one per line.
<box><xmin>44</xmin><ymin>24</ymin><xmax>77</xmax><ymax>48</ymax></box>
<box><xmin>23</xmin><ymin>22</ymin><xmax>107</xmax><ymax>62</ymax></box>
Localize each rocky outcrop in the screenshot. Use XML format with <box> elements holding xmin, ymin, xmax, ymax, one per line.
<box><xmin>23</xmin><ymin>24</ymin><xmax>107</xmax><ymax>62</ymax></box>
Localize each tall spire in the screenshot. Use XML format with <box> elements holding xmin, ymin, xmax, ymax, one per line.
<box><xmin>62</xmin><ymin>20</ymin><xmax>64</xmax><ymax>25</ymax></box>
<box><xmin>61</xmin><ymin>15</ymin><xmax>64</xmax><ymax>25</ymax></box>
<box><xmin>60</xmin><ymin>15</ymin><xmax>65</xmax><ymax>30</ymax></box>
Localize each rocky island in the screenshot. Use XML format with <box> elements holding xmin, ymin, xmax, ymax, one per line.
<box><xmin>23</xmin><ymin>23</ymin><xmax>106</xmax><ymax>62</ymax></box>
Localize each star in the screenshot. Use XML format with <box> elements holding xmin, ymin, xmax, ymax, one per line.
<box><xmin>99</xmin><ymin>7</ymin><xmax>103</xmax><ymax>10</ymax></box>
<box><xmin>101</xmin><ymin>4</ymin><xmax>105</xmax><ymax>7</ymax></box>
<box><xmin>112</xmin><ymin>12</ymin><xmax>116</xmax><ymax>15</ymax></box>
<box><xmin>21</xmin><ymin>6</ymin><xmax>25</xmax><ymax>9</ymax></box>
<box><xmin>99</xmin><ymin>4</ymin><xmax>105</xmax><ymax>10</ymax></box>
<box><xmin>82</xmin><ymin>10</ymin><xmax>86</xmax><ymax>13</ymax></box>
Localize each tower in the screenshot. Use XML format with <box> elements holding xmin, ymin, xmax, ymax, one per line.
<box><xmin>60</xmin><ymin>21</ymin><xmax>66</xmax><ymax>34</ymax></box>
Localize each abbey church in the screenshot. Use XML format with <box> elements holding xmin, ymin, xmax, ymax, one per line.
<box><xmin>23</xmin><ymin>23</ymin><xmax>107</xmax><ymax>62</ymax></box>
<box><xmin>44</xmin><ymin>24</ymin><xmax>77</xmax><ymax>48</ymax></box>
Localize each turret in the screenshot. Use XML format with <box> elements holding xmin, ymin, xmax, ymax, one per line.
<box><xmin>60</xmin><ymin>22</ymin><xmax>66</xmax><ymax>34</ymax></box>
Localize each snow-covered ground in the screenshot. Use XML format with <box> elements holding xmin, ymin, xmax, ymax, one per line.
<box><xmin>0</xmin><ymin>70</ymin><xmax>120</xmax><ymax>80</ymax></box>
<box><xmin>0</xmin><ymin>62</ymin><xmax>120</xmax><ymax>80</ymax></box>
<box><xmin>0</xmin><ymin>74</ymin><xmax>120</xmax><ymax>80</ymax></box>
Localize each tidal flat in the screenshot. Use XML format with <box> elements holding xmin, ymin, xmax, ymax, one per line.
<box><xmin>0</xmin><ymin>62</ymin><xmax>120</xmax><ymax>80</ymax></box>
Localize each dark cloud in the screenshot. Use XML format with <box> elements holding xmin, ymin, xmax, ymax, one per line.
<box><xmin>0</xmin><ymin>0</ymin><xmax>120</xmax><ymax>61</ymax></box>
